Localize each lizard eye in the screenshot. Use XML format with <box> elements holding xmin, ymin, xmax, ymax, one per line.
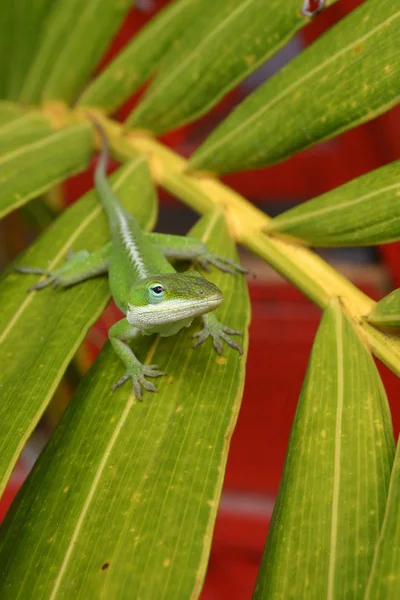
<box><xmin>148</xmin><ymin>283</ymin><xmax>165</xmax><ymax>301</ymax></box>
<box><xmin>151</xmin><ymin>285</ymin><xmax>164</xmax><ymax>294</ymax></box>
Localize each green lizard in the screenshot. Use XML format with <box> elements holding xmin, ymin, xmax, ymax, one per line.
<box><xmin>16</xmin><ymin>121</ymin><xmax>246</xmax><ymax>400</ymax></box>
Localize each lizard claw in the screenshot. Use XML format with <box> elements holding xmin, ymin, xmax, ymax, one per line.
<box><xmin>14</xmin><ymin>265</ymin><xmax>56</xmax><ymax>291</ymax></box>
<box><xmin>30</xmin><ymin>277</ymin><xmax>57</xmax><ymax>291</ymax></box>
<box><xmin>111</xmin><ymin>362</ymin><xmax>165</xmax><ymax>400</ymax></box>
<box><xmin>196</xmin><ymin>253</ymin><xmax>250</xmax><ymax>277</ymax></box>
<box><xmin>14</xmin><ymin>265</ymin><xmax>50</xmax><ymax>276</ymax></box>
<box><xmin>193</xmin><ymin>315</ymin><xmax>243</xmax><ymax>355</ymax></box>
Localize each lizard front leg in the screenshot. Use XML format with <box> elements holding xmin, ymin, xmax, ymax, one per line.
<box><xmin>109</xmin><ymin>318</ymin><xmax>164</xmax><ymax>400</ymax></box>
<box><xmin>193</xmin><ymin>312</ymin><xmax>243</xmax><ymax>354</ymax></box>
<box><xmin>146</xmin><ymin>232</ymin><xmax>249</xmax><ymax>276</ymax></box>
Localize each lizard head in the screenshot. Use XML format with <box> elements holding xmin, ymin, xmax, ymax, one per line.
<box><xmin>126</xmin><ymin>271</ymin><xmax>223</xmax><ymax>332</ymax></box>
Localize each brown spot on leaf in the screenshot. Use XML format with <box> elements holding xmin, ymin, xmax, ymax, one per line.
<box><xmin>101</xmin><ymin>562</ymin><xmax>110</xmax><ymax>571</ymax></box>
<box><xmin>244</xmin><ymin>55</ymin><xmax>256</xmax><ymax>66</ymax></box>
<box><xmin>353</xmin><ymin>43</ymin><xmax>364</xmax><ymax>54</ymax></box>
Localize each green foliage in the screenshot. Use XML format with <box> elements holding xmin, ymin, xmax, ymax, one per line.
<box><xmin>0</xmin><ymin>213</ymin><xmax>249</xmax><ymax>599</ymax></box>
<box><xmin>20</xmin><ymin>0</ymin><xmax>132</xmax><ymax>104</ymax></box>
<box><xmin>365</xmin><ymin>438</ymin><xmax>400</xmax><ymax>598</ymax></box>
<box><xmin>128</xmin><ymin>0</ymin><xmax>339</xmax><ymax>134</ymax></box>
<box><xmin>0</xmin><ymin>0</ymin><xmax>400</xmax><ymax>598</ymax></box>
<box><xmin>190</xmin><ymin>0</ymin><xmax>400</xmax><ymax>173</ymax></box>
<box><xmin>0</xmin><ymin>110</ymin><xmax>53</xmax><ymax>157</ymax></box>
<box><xmin>79</xmin><ymin>0</ymin><xmax>204</xmax><ymax>112</ymax></box>
<box><xmin>0</xmin><ymin>157</ymin><xmax>156</xmax><ymax>496</ymax></box>
<box><xmin>254</xmin><ymin>300</ymin><xmax>394</xmax><ymax>599</ymax></box>
<box><xmin>368</xmin><ymin>289</ymin><xmax>400</xmax><ymax>327</ymax></box>
<box><xmin>0</xmin><ymin>101</ymin><xmax>24</xmax><ymax>125</ymax></box>
<box><xmin>0</xmin><ymin>122</ymin><xmax>92</xmax><ymax>218</ymax></box>
<box><xmin>266</xmin><ymin>160</ymin><xmax>400</xmax><ymax>246</ymax></box>
<box><xmin>0</xmin><ymin>0</ymin><xmax>54</xmax><ymax>99</ymax></box>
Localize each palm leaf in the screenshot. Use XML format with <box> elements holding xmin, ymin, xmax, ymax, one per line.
<box><xmin>253</xmin><ymin>299</ymin><xmax>394</xmax><ymax>599</ymax></box>
<box><xmin>190</xmin><ymin>0</ymin><xmax>399</xmax><ymax>174</ymax></box>
<box><xmin>128</xmin><ymin>0</ymin><xmax>339</xmax><ymax>134</ymax></box>
<box><xmin>20</xmin><ymin>0</ymin><xmax>132</xmax><ymax>104</ymax></box>
<box><xmin>266</xmin><ymin>160</ymin><xmax>400</xmax><ymax>246</ymax></box>
<box><xmin>0</xmin><ymin>155</ymin><xmax>157</xmax><ymax>496</ymax></box>
<box><xmin>0</xmin><ymin>213</ymin><xmax>250</xmax><ymax>599</ymax></box>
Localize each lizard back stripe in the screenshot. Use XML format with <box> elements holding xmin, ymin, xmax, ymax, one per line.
<box><xmin>117</xmin><ymin>209</ymin><xmax>148</xmax><ymax>280</ymax></box>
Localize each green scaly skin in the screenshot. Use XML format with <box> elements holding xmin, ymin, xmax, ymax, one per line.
<box><xmin>15</xmin><ymin>121</ymin><xmax>246</xmax><ymax>400</ymax></box>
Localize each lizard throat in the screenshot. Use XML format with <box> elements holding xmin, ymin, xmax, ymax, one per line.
<box><xmin>126</xmin><ymin>296</ymin><xmax>222</xmax><ymax>332</ymax></box>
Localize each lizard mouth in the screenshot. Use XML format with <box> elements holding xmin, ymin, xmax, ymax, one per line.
<box><xmin>127</xmin><ymin>293</ymin><xmax>223</xmax><ymax>327</ymax></box>
<box><xmin>191</xmin><ymin>294</ymin><xmax>223</xmax><ymax>314</ymax></box>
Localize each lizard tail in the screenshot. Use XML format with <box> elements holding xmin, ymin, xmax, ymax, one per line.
<box><xmin>89</xmin><ymin>117</ymin><xmax>109</xmax><ymax>189</ymax></box>
<box><xmin>87</xmin><ymin>116</ymin><xmax>126</xmax><ymax>224</ymax></box>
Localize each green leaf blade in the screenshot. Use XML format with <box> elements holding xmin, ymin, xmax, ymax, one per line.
<box><xmin>0</xmin><ymin>213</ymin><xmax>250</xmax><ymax>599</ymax></box>
<box><xmin>127</xmin><ymin>0</ymin><xmax>339</xmax><ymax>134</ymax></box>
<box><xmin>20</xmin><ymin>0</ymin><xmax>132</xmax><ymax>105</ymax></box>
<box><xmin>190</xmin><ymin>0</ymin><xmax>400</xmax><ymax>174</ymax></box>
<box><xmin>0</xmin><ymin>101</ymin><xmax>24</xmax><ymax>126</ymax></box>
<box><xmin>0</xmin><ymin>111</ymin><xmax>54</xmax><ymax>157</ymax></box>
<box><xmin>79</xmin><ymin>0</ymin><xmax>203</xmax><ymax>113</ymax></box>
<box><xmin>365</xmin><ymin>437</ymin><xmax>400</xmax><ymax>599</ymax></box>
<box><xmin>266</xmin><ymin>160</ymin><xmax>400</xmax><ymax>246</ymax></box>
<box><xmin>0</xmin><ymin>156</ymin><xmax>157</xmax><ymax>497</ymax></box>
<box><xmin>367</xmin><ymin>289</ymin><xmax>400</xmax><ymax>327</ymax></box>
<box><xmin>0</xmin><ymin>0</ymin><xmax>55</xmax><ymax>101</ymax></box>
<box><xmin>253</xmin><ymin>300</ymin><xmax>394</xmax><ymax>599</ymax></box>
<box><xmin>0</xmin><ymin>122</ymin><xmax>92</xmax><ymax>218</ymax></box>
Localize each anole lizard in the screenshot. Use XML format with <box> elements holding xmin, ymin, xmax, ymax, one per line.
<box><xmin>16</xmin><ymin>121</ymin><xmax>246</xmax><ymax>400</ymax></box>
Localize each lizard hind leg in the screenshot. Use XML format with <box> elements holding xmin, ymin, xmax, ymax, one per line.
<box><xmin>14</xmin><ymin>265</ymin><xmax>56</xmax><ymax>290</ymax></box>
<box><xmin>14</xmin><ymin>243</ymin><xmax>111</xmax><ymax>291</ymax></box>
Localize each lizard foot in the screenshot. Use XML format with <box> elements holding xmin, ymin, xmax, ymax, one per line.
<box><xmin>14</xmin><ymin>265</ymin><xmax>56</xmax><ymax>290</ymax></box>
<box><xmin>111</xmin><ymin>363</ymin><xmax>165</xmax><ymax>401</ymax></box>
<box><xmin>193</xmin><ymin>315</ymin><xmax>243</xmax><ymax>354</ymax></box>
<box><xmin>15</xmin><ymin>250</ymin><xmax>93</xmax><ymax>290</ymax></box>
<box><xmin>195</xmin><ymin>253</ymin><xmax>251</xmax><ymax>276</ymax></box>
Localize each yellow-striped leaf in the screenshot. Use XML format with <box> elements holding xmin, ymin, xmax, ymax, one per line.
<box><xmin>253</xmin><ymin>299</ymin><xmax>394</xmax><ymax>599</ymax></box>
<box><xmin>0</xmin><ymin>212</ymin><xmax>250</xmax><ymax>599</ymax></box>
<box><xmin>368</xmin><ymin>289</ymin><xmax>400</xmax><ymax>328</ymax></box>
<box><xmin>128</xmin><ymin>0</ymin><xmax>338</xmax><ymax>135</ymax></box>
<box><xmin>79</xmin><ymin>0</ymin><xmax>203</xmax><ymax>113</ymax></box>
<box><xmin>190</xmin><ymin>0</ymin><xmax>400</xmax><ymax>174</ymax></box>
<box><xmin>266</xmin><ymin>160</ymin><xmax>400</xmax><ymax>246</ymax></box>
<box><xmin>0</xmin><ymin>122</ymin><xmax>92</xmax><ymax>218</ymax></box>
<box><xmin>365</xmin><ymin>436</ymin><xmax>400</xmax><ymax>599</ymax></box>
<box><xmin>0</xmin><ymin>155</ymin><xmax>157</xmax><ymax>497</ymax></box>
<box><xmin>0</xmin><ymin>111</ymin><xmax>53</xmax><ymax>157</ymax></box>
<box><xmin>0</xmin><ymin>0</ymin><xmax>54</xmax><ymax>100</ymax></box>
<box><xmin>20</xmin><ymin>0</ymin><xmax>132</xmax><ymax>105</ymax></box>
